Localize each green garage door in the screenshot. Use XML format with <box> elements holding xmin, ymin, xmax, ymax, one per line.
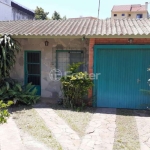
<box><xmin>94</xmin><ymin>45</ymin><xmax>150</xmax><ymax>109</ymax></box>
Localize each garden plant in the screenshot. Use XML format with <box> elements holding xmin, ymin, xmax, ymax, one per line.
<box><xmin>60</xmin><ymin>62</ymin><xmax>93</xmax><ymax>110</ymax></box>
<box><xmin>0</xmin><ymin>34</ymin><xmax>39</xmax><ymax>122</ymax></box>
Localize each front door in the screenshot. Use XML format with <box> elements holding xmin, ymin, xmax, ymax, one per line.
<box><xmin>25</xmin><ymin>51</ymin><xmax>41</xmax><ymax>95</ymax></box>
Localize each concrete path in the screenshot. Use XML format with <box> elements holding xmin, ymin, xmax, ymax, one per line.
<box><xmin>0</xmin><ymin>117</ymin><xmax>25</xmax><ymax>150</ymax></box>
<box><xmin>134</xmin><ymin>111</ymin><xmax>150</xmax><ymax>150</ymax></box>
<box><xmin>0</xmin><ymin>117</ymin><xmax>50</xmax><ymax>150</ymax></box>
<box><xmin>79</xmin><ymin>108</ymin><xmax>116</xmax><ymax>150</ymax></box>
<box><xmin>35</xmin><ymin>108</ymin><xmax>80</xmax><ymax>150</ymax></box>
<box><xmin>35</xmin><ymin>107</ymin><xmax>117</xmax><ymax>150</ymax></box>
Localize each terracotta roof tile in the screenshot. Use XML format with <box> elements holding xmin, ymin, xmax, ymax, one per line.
<box><xmin>131</xmin><ymin>5</ymin><xmax>146</xmax><ymax>12</ymax></box>
<box><xmin>112</xmin><ymin>4</ymin><xmax>147</xmax><ymax>12</ymax></box>
<box><xmin>112</xmin><ymin>5</ymin><xmax>131</xmax><ymax>12</ymax></box>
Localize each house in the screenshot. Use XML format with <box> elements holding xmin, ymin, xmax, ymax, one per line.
<box><xmin>0</xmin><ymin>0</ymin><xmax>34</xmax><ymax>21</ymax></box>
<box><xmin>111</xmin><ymin>2</ymin><xmax>149</xmax><ymax>19</ymax></box>
<box><xmin>0</xmin><ymin>18</ymin><xmax>150</xmax><ymax>109</ymax></box>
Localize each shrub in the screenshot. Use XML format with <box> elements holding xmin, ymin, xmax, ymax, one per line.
<box><xmin>0</xmin><ymin>34</ymin><xmax>39</xmax><ymax>105</ymax></box>
<box><xmin>0</xmin><ymin>82</ymin><xmax>40</xmax><ymax>105</ymax></box>
<box><xmin>0</xmin><ymin>100</ymin><xmax>13</xmax><ymax>124</ymax></box>
<box><xmin>60</xmin><ymin>62</ymin><xmax>93</xmax><ymax>109</ymax></box>
<box><xmin>0</xmin><ymin>34</ymin><xmax>20</xmax><ymax>79</ymax></box>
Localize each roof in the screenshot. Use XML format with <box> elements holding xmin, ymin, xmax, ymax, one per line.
<box><xmin>11</xmin><ymin>1</ymin><xmax>34</xmax><ymax>16</ymax></box>
<box><xmin>69</xmin><ymin>17</ymin><xmax>97</xmax><ymax>20</ymax></box>
<box><xmin>0</xmin><ymin>18</ymin><xmax>150</xmax><ymax>37</ymax></box>
<box><xmin>112</xmin><ymin>4</ymin><xmax>147</xmax><ymax>12</ymax></box>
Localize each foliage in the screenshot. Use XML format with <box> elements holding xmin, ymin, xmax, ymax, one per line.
<box><xmin>0</xmin><ymin>100</ymin><xmax>13</xmax><ymax>124</ymax></box>
<box><xmin>0</xmin><ymin>34</ymin><xmax>39</xmax><ymax>105</ymax></box>
<box><xmin>60</xmin><ymin>62</ymin><xmax>93</xmax><ymax>109</ymax></box>
<box><xmin>62</xmin><ymin>16</ymin><xmax>67</xmax><ymax>20</ymax></box>
<box><xmin>0</xmin><ymin>82</ymin><xmax>40</xmax><ymax>105</ymax></box>
<box><xmin>52</xmin><ymin>11</ymin><xmax>62</xmax><ymax>20</ymax></box>
<box><xmin>35</xmin><ymin>6</ymin><xmax>49</xmax><ymax>20</ymax></box>
<box><xmin>9</xmin><ymin>83</ymin><xmax>40</xmax><ymax>105</ymax></box>
<box><xmin>0</xmin><ymin>34</ymin><xmax>20</xmax><ymax>79</ymax></box>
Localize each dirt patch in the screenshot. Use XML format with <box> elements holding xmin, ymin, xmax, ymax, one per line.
<box><xmin>11</xmin><ymin>106</ymin><xmax>62</xmax><ymax>150</ymax></box>
<box><xmin>113</xmin><ymin>109</ymin><xmax>140</xmax><ymax>150</ymax></box>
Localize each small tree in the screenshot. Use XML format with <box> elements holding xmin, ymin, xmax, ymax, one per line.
<box><xmin>62</xmin><ymin>16</ymin><xmax>67</xmax><ymax>20</ymax></box>
<box><xmin>52</xmin><ymin>11</ymin><xmax>62</xmax><ymax>20</ymax></box>
<box><xmin>0</xmin><ymin>34</ymin><xmax>20</xmax><ymax>79</ymax></box>
<box><xmin>60</xmin><ymin>63</ymin><xmax>93</xmax><ymax>109</ymax></box>
<box><xmin>35</xmin><ymin>6</ymin><xmax>49</xmax><ymax>20</ymax></box>
<box><xmin>0</xmin><ymin>100</ymin><xmax>13</xmax><ymax>124</ymax></box>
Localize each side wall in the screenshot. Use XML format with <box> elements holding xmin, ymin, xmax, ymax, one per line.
<box><xmin>111</xmin><ymin>12</ymin><xmax>148</xmax><ymax>19</ymax></box>
<box><xmin>11</xmin><ymin>38</ymin><xmax>89</xmax><ymax>98</ymax></box>
<box><xmin>0</xmin><ymin>0</ymin><xmax>34</xmax><ymax>21</ymax></box>
<box><xmin>88</xmin><ymin>38</ymin><xmax>150</xmax><ymax>100</ymax></box>
<box><xmin>0</xmin><ymin>0</ymin><xmax>12</xmax><ymax>21</ymax></box>
<box><xmin>12</xmin><ymin>7</ymin><xmax>34</xmax><ymax>20</ymax></box>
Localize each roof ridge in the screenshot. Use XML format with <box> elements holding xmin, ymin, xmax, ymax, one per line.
<box><xmin>0</xmin><ymin>18</ymin><xmax>150</xmax><ymax>37</ymax></box>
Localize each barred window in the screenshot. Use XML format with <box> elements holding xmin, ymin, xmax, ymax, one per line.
<box><xmin>56</xmin><ymin>50</ymin><xmax>84</xmax><ymax>75</ymax></box>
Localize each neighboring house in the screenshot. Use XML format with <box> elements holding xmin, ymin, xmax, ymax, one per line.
<box><xmin>1</xmin><ymin>18</ymin><xmax>150</xmax><ymax>109</ymax></box>
<box><xmin>111</xmin><ymin>2</ymin><xmax>149</xmax><ymax>19</ymax></box>
<box><xmin>0</xmin><ymin>0</ymin><xmax>34</xmax><ymax>21</ymax></box>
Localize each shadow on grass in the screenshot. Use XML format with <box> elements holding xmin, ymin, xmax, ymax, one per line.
<box><xmin>33</xmin><ymin>97</ymin><xmax>96</xmax><ymax>114</ymax></box>
<box><xmin>9</xmin><ymin>97</ymin><xmax>150</xmax><ymax>117</ymax></box>
<box><xmin>9</xmin><ymin>103</ymin><xmax>33</xmax><ymax>114</ymax></box>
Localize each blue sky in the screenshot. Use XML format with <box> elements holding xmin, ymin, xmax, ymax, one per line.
<box><xmin>16</xmin><ymin>0</ymin><xmax>148</xmax><ymax>19</ymax></box>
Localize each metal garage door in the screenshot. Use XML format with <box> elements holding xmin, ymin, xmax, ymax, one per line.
<box><xmin>94</xmin><ymin>45</ymin><xmax>150</xmax><ymax>109</ymax></box>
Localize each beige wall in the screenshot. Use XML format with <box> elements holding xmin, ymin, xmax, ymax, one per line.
<box><xmin>111</xmin><ymin>12</ymin><xmax>148</xmax><ymax>19</ymax></box>
<box><xmin>10</xmin><ymin>38</ymin><xmax>89</xmax><ymax>98</ymax></box>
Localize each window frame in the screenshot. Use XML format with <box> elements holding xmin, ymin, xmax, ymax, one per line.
<box><xmin>136</xmin><ymin>14</ymin><xmax>143</xmax><ymax>19</ymax></box>
<box><xmin>56</xmin><ymin>50</ymin><xmax>84</xmax><ymax>74</ymax></box>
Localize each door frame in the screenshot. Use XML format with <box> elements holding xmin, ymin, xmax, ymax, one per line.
<box><xmin>93</xmin><ymin>45</ymin><xmax>150</xmax><ymax>107</ymax></box>
<box><xmin>24</xmin><ymin>50</ymin><xmax>41</xmax><ymax>95</ymax></box>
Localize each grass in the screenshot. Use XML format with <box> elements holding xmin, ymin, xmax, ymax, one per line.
<box><xmin>11</xmin><ymin>105</ymin><xmax>62</xmax><ymax>150</ymax></box>
<box><xmin>52</xmin><ymin>105</ymin><xmax>95</xmax><ymax>137</ymax></box>
<box><xmin>113</xmin><ymin>109</ymin><xmax>140</xmax><ymax>150</ymax></box>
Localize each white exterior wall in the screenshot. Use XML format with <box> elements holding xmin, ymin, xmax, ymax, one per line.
<box><xmin>11</xmin><ymin>7</ymin><xmax>34</xmax><ymax>20</ymax></box>
<box><xmin>111</xmin><ymin>12</ymin><xmax>148</xmax><ymax>19</ymax></box>
<box><xmin>0</xmin><ymin>0</ymin><xmax>34</xmax><ymax>21</ymax></box>
<box><xmin>0</xmin><ymin>0</ymin><xmax>12</xmax><ymax>21</ymax></box>
<box><xmin>0</xmin><ymin>0</ymin><xmax>11</xmax><ymax>5</ymax></box>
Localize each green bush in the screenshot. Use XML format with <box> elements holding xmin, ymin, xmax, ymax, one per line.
<box><xmin>0</xmin><ymin>34</ymin><xmax>39</xmax><ymax>105</ymax></box>
<box><xmin>0</xmin><ymin>34</ymin><xmax>20</xmax><ymax>79</ymax></box>
<box><xmin>0</xmin><ymin>100</ymin><xmax>13</xmax><ymax>124</ymax></box>
<box><xmin>0</xmin><ymin>82</ymin><xmax>40</xmax><ymax>105</ymax></box>
<box><xmin>60</xmin><ymin>62</ymin><xmax>93</xmax><ymax>109</ymax></box>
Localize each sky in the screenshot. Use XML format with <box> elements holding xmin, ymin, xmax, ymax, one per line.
<box><xmin>16</xmin><ymin>0</ymin><xmax>148</xmax><ymax>19</ymax></box>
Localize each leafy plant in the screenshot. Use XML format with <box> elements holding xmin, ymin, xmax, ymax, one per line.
<box><xmin>35</xmin><ymin>6</ymin><xmax>49</xmax><ymax>20</ymax></box>
<box><xmin>0</xmin><ymin>34</ymin><xmax>39</xmax><ymax>105</ymax></box>
<box><xmin>60</xmin><ymin>62</ymin><xmax>93</xmax><ymax>109</ymax></box>
<box><xmin>52</xmin><ymin>11</ymin><xmax>62</xmax><ymax>20</ymax></box>
<box><xmin>0</xmin><ymin>100</ymin><xmax>13</xmax><ymax>124</ymax></box>
<box><xmin>0</xmin><ymin>34</ymin><xmax>20</xmax><ymax>79</ymax></box>
<box><xmin>10</xmin><ymin>83</ymin><xmax>40</xmax><ymax>105</ymax></box>
<box><xmin>0</xmin><ymin>82</ymin><xmax>40</xmax><ymax>105</ymax></box>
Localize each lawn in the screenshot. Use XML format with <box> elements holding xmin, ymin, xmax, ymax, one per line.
<box><xmin>54</xmin><ymin>106</ymin><xmax>95</xmax><ymax>137</ymax></box>
<box><xmin>11</xmin><ymin>106</ymin><xmax>62</xmax><ymax>150</ymax></box>
<box><xmin>113</xmin><ymin>109</ymin><xmax>140</xmax><ymax>150</ymax></box>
